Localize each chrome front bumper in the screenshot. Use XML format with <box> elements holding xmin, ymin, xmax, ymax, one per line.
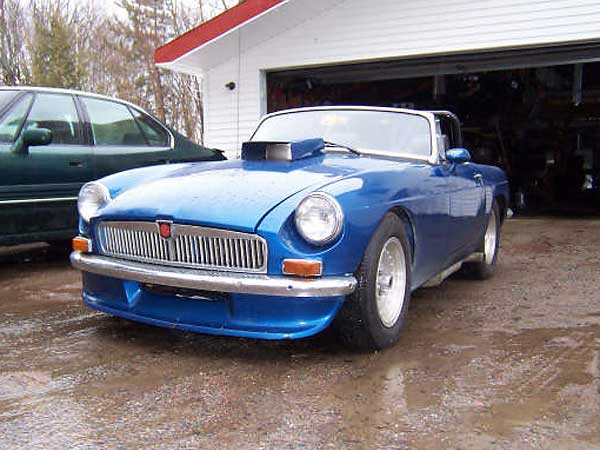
<box><xmin>71</xmin><ymin>252</ymin><xmax>357</xmax><ymax>298</ymax></box>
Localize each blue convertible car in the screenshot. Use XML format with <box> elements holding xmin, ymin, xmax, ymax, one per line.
<box><xmin>71</xmin><ymin>106</ymin><xmax>509</xmax><ymax>350</ymax></box>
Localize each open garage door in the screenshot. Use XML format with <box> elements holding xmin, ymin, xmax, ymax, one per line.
<box><xmin>267</xmin><ymin>43</ymin><xmax>600</xmax><ymax>214</ymax></box>
<box><xmin>268</xmin><ymin>43</ymin><xmax>600</xmax><ymax>84</ymax></box>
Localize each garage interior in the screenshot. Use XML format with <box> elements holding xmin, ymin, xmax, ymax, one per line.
<box><xmin>267</xmin><ymin>44</ymin><xmax>600</xmax><ymax>215</ymax></box>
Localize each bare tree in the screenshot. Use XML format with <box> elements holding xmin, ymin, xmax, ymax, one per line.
<box><xmin>0</xmin><ymin>0</ymin><xmax>239</xmax><ymax>144</ymax></box>
<box><xmin>0</xmin><ymin>0</ymin><xmax>30</xmax><ymax>85</ymax></box>
<box><xmin>157</xmin><ymin>0</ymin><xmax>237</xmax><ymax>143</ymax></box>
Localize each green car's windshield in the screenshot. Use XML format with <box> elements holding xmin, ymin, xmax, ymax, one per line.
<box><xmin>251</xmin><ymin>109</ymin><xmax>432</xmax><ymax>157</ymax></box>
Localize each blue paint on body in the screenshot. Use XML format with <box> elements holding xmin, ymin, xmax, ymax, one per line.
<box><xmin>80</xmin><ymin>149</ymin><xmax>509</xmax><ymax>340</ymax></box>
<box><xmin>83</xmin><ymin>272</ymin><xmax>344</xmax><ymax>339</ymax></box>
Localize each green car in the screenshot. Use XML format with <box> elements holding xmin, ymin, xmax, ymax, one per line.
<box><xmin>0</xmin><ymin>86</ymin><xmax>225</xmax><ymax>246</ymax></box>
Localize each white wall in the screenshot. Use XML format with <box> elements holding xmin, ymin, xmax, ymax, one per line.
<box><xmin>194</xmin><ymin>0</ymin><xmax>600</xmax><ymax>156</ymax></box>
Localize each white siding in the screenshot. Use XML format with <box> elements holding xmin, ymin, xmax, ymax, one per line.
<box><xmin>192</xmin><ymin>0</ymin><xmax>600</xmax><ymax>155</ymax></box>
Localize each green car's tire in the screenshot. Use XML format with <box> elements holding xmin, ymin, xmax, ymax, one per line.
<box><xmin>46</xmin><ymin>239</ymin><xmax>72</xmax><ymax>248</ymax></box>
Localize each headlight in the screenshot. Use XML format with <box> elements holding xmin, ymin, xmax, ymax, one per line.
<box><xmin>295</xmin><ymin>192</ymin><xmax>343</xmax><ymax>245</ymax></box>
<box><xmin>78</xmin><ymin>182</ymin><xmax>111</xmax><ymax>222</ymax></box>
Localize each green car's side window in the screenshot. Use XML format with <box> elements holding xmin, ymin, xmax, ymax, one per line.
<box><xmin>24</xmin><ymin>94</ymin><xmax>83</xmax><ymax>145</ymax></box>
<box><xmin>0</xmin><ymin>94</ymin><xmax>33</xmax><ymax>144</ymax></box>
<box><xmin>129</xmin><ymin>108</ymin><xmax>169</xmax><ymax>147</ymax></box>
<box><xmin>82</xmin><ymin>97</ymin><xmax>148</xmax><ymax>146</ymax></box>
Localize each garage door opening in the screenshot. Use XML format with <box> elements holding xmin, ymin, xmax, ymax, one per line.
<box><xmin>267</xmin><ymin>47</ymin><xmax>600</xmax><ymax>215</ymax></box>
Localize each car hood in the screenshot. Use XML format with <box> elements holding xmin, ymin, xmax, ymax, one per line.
<box><xmin>98</xmin><ymin>154</ymin><xmax>389</xmax><ymax>232</ymax></box>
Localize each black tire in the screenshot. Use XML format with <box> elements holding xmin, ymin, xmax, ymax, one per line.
<box><xmin>463</xmin><ymin>201</ymin><xmax>501</xmax><ymax>280</ymax></box>
<box><xmin>333</xmin><ymin>213</ymin><xmax>412</xmax><ymax>351</ymax></box>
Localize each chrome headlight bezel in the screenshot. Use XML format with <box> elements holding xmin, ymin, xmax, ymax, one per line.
<box><xmin>78</xmin><ymin>182</ymin><xmax>111</xmax><ymax>223</ymax></box>
<box><xmin>294</xmin><ymin>192</ymin><xmax>344</xmax><ymax>246</ymax></box>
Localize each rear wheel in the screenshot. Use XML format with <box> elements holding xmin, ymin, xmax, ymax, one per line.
<box><xmin>463</xmin><ymin>201</ymin><xmax>500</xmax><ymax>280</ymax></box>
<box><xmin>334</xmin><ymin>213</ymin><xmax>412</xmax><ymax>351</ymax></box>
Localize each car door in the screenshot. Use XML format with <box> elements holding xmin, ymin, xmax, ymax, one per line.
<box><xmin>430</xmin><ymin>113</ymin><xmax>486</xmax><ymax>260</ymax></box>
<box><xmin>446</xmin><ymin>161</ymin><xmax>486</xmax><ymax>256</ymax></box>
<box><xmin>78</xmin><ymin>96</ymin><xmax>174</xmax><ymax>179</ymax></box>
<box><xmin>0</xmin><ymin>91</ymin><xmax>93</xmax><ymax>243</ymax></box>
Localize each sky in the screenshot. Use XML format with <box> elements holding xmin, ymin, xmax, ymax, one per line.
<box><xmin>73</xmin><ymin>0</ymin><xmax>233</xmax><ymax>21</ymax></box>
<box><xmin>16</xmin><ymin>0</ymin><xmax>238</xmax><ymax>23</ymax></box>
<box><xmin>83</xmin><ymin>0</ymin><xmax>199</xmax><ymax>20</ymax></box>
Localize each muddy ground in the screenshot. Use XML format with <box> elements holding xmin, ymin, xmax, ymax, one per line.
<box><xmin>0</xmin><ymin>218</ymin><xmax>599</xmax><ymax>449</ymax></box>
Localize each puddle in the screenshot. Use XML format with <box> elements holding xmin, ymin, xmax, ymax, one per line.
<box><xmin>0</xmin><ymin>371</ymin><xmax>59</xmax><ymax>401</ymax></box>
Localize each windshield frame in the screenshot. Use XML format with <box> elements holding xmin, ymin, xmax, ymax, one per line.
<box><xmin>250</xmin><ymin>106</ymin><xmax>440</xmax><ymax>164</ymax></box>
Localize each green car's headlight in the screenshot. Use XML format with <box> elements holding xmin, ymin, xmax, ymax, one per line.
<box><xmin>78</xmin><ymin>182</ymin><xmax>111</xmax><ymax>223</ymax></box>
<box><xmin>295</xmin><ymin>192</ymin><xmax>343</xmax><ymax>245</ymax></box>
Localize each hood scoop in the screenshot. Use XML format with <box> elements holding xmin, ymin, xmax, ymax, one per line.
<box><xmin>241</xmin><ymin>138</ymin><xmax>325</xmax><ymax>161</ymax></box>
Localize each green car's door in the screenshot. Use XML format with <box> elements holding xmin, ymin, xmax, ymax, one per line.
<box><xmin>0</xmin><ymin>91</ymin><xmax>93</xmax><ymax>245</ymax></box>
<box><xmin>78</xmin><ymin>96</ymin><xmax>175</xmax><ymax>179</ymax></box>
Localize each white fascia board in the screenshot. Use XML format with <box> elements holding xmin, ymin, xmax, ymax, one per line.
<box><xmin>156</xmin><ymin>61</ymin><xmax>205</xmax><ymax>77</ymax></box>
<box><xmin>165</xmin><ymin>0</ymin><xmax>291</xmax><ymax>71</ymax></box>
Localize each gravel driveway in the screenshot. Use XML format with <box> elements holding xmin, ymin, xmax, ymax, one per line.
<box><xmin>1</xmin><ymin>218</ymin><xmax>599</xmax><ymax>449</ymax></box>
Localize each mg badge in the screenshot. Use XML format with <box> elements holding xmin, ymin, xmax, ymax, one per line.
<box><xmin>157</xmin><ymin>221</ymin><xmax>172</xmax><ymax>239</ymax></box>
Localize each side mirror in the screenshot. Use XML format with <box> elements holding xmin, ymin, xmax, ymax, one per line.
<box><xmin>12</xmin><ymin>128</ymin><xmax>52</xmax><ymax>154</ymax></box>
<box><xmin>446</xmin><ymin>147</ymin><xmax>471</xmax><ymax>165</ymax></box>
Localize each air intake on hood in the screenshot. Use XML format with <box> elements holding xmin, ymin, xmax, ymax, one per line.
<box><xmin>241</xmin><ymin>138</ymin><xmax>325</xmax><ymax>161</ymax></box>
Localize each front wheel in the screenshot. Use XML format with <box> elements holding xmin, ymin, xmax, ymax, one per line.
<box><xmin>333</xmin><ymin>213</ymin><xmax>412</xmax><ymax>351</ymax></box>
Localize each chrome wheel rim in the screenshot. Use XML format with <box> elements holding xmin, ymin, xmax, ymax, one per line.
<box><xmin>484</xmin><ymin>210</ymin><xmax>498</xmax><ymax>265</ymax></box>
<box><xmin>375</xmin><ymin>237</ymin><xmax>407</xmax><ymax>328</ymax></box>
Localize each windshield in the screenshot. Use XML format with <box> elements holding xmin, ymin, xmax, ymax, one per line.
<box><xmin>251</xmin><ymin>109</ymin><xmax>432</xmax><ymax>157</ymax></box>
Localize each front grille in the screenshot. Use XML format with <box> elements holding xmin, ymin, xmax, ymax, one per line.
<box><xmin>97</xmin><ymin>221</ymin><xmax>268</xmax><ymax>273</ymax></box>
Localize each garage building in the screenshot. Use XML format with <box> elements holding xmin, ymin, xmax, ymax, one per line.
<box><xmin>155</xmin><ymin>0</ymin><xmax>600</xmax><ymax>213</ymax></box>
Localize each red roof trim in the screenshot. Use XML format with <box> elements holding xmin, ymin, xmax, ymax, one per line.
<box><xmin>155</xmin><ymin>0</ymin><xmax>286</xmax><ymax>65</ymax></box>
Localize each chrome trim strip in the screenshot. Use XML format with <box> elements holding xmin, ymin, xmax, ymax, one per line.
<box><xmin>0</xmin><ymin>87</ymin><xmax>175</xmax><ymax>149</ymax></box>
<box><xmin>422</xmin><ymin>252</ymin><xmax>484</xmax><ymax>288</ymax></box>
<box><xmin>0</xmin><ymin>86</ymin><xmax>145</xmax><ymax>106</ymax></box>
<box><xmin>0</xmin><ymin>196</ymin><xmax>77</xmax><ymax>205</ymax></box>
<box><xmin>71</xmin><ymin>251</ymin><xmax>356</xmax><ymax>297</ymax></box>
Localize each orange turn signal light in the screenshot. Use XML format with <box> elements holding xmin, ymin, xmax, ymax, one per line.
<box><xmin>72</xmin><ymin>236</ymin><xmax>92</xmax><ymax>253</ymax></box>
<box><xmin>282</xmin><ymin>259</ymin><xmax>323</xmax><ymax>278</ymax></box>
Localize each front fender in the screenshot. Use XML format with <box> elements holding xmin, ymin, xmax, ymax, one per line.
<box><xmin>256</xmin><ymin>170</ymin><xmax>423</xmax><ymax>277</ymax></box>
<box><xmin>78</xmin><ymin>163</ymin><xmax>195</xmax><ymax>236</ymax></box>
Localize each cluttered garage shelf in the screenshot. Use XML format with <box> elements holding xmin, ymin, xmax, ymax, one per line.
<box><xmin>268</xmin><ymin>57</ymin><xmax>600</xmax><ymax>216</ymax></box>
